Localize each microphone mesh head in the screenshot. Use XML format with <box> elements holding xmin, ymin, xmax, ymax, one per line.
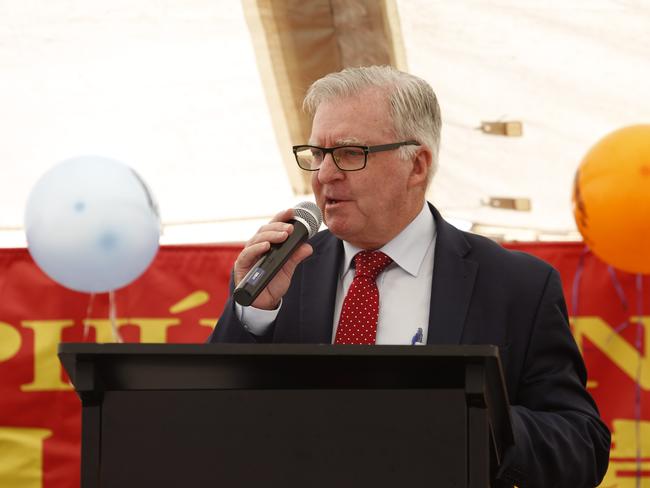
<box><xmin>294</xmin><ymin>201</ymin><xmax>323</xmax><ymax>238</ymax></box>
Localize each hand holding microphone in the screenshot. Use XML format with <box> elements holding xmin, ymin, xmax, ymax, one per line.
<box><xmin>233</xmin><ymin>202</ymin><xmax>322</xmax><ymax>309</ymax></box>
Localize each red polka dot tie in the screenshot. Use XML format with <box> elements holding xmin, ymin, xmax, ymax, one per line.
<box><xmin>334</xmin><ymin>251</ymin><xmax>393</xmax><ymax>345</ymax></box>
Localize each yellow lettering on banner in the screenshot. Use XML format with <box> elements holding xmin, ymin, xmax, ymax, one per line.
<box><xmin>127</xmin><ymin>318</ymin><xmax>179</xmax><ymax>343</ymax></box>
<box><xmin>0</xmin><ymin>322</ymin><xmax>21</xmax><ymax>362</ymax></box>
<box><xmin>0</xmin><ymin>427</ymin><xmax>51</xmax><ymax>488</ymax></box>
<box><xmin>600</xmin><ymin>419</ymin><xmax>650</xmax><ymax>487</ymax></box>
<box><xmin>199</xmin><ymin>318</ymin><xmax>218</xmax><ymax>331</ymax></box>
<box><xmin>169</xmin><ymin>291</ymin><xmax>210</xmax><ymax>314</ymax></box>
<box><xmin>571</xmin><ymin>316</ymin><xmax>650</xmax><ymax>390</ymax></box>
<box><xmin>21</xmin><ymin>321</ymin><xmax>74</xmax><ymax>392</ymax></box>
<box><xmin>84</xmin><ymin>318</ymin><xmax>180</xmax><ymax>343</ymax></box>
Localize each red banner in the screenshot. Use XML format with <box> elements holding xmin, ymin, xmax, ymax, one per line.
<box><xmin>0</xmin><ymin>243</ymin><xmax>647</xmax><ymax>487</ymax></box>
<box><xmin>0</xmin><ymin>245</ymin><xmax>240</xmax><ymax>488</ymax></box>
<box><xmin>504</xmin><ymin>242</ymin><xmax>650</xmax><ymax>487</ymax></box>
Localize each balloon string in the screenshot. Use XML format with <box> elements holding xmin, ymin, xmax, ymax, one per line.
<box><xmin>607</xmin><ymin>266</ymin><xmax>633</xmax><ymax>338</ymax></box>
<box><xmin>634</xmin><ymin>274</ymin><xmax>643</xmax><ymax>487</ymax></box>
<box><xmin>570</xmin><ymin>245</ymin><xmax>590</xmax><ymax>318</ymax></box>
<box><xmin>83</xmin><ymin>293</ymin><xmax>95</xmax><ymax>341</ymax></box>
<box><xmin>608</xmin><ymin>265</ymin><xmax>629</xmax><ymax>310</ymax></box>
<box><xmin>572</xmin><ymin>246</ymin><xmax>645</xmax><ymax>485</ymax></box>
<box><xmin>108</xmin><ymin>290</ymin><xmax>122</xmax><ymax>343</ymax></box>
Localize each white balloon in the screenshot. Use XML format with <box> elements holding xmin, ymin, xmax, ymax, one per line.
<box><xmin>24</xmin><ymin>156</ymin><xmax>160</xmax><ymax>293</ymax></box>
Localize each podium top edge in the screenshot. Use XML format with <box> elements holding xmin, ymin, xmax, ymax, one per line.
<box><xmin>58</xmin><ymin>342</ymin><xmax>500</xmax><ymax>358</ymax></box>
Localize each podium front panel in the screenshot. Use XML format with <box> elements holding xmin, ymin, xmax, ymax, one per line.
<box><xmin>59</xmin><ymin>343</ymin><xmax>512</xmax><ymax>488</ymax></box>
<box><xmin>100</xmin><ymin>389</ymin><xmax>467</xmax><ymax>487</ymax></box>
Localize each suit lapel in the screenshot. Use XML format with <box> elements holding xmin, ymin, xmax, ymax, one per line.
<box><xmin>298</xmin><ymin>232</ymin><xmax>342</xmax><ymax>343</ymax></box>
<box><xmin>426</xmin><ymin>205</ymin><xmax>478</xmax><ymax>344</ymax></box>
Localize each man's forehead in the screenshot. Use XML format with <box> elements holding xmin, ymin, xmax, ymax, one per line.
<box><xmin>309</xmin><ymin>117</ymin><xmax>394</xmax><ymax>145</ymax></box>
<box><xmin>307</xmin><ymin>88</ymin><xmax>396</xmax><ymax>145</ymax></box>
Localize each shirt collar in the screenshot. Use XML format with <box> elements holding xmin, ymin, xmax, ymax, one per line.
<box><xmin>341</xmin><ymin>202</ymin><xmax>436</xmax><ymax>278</ymax></box>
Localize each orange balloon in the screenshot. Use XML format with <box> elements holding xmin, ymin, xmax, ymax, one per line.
<box><xmin>573</xmin><ymin>125</ymin><xmax>650</xmax><ymax>274</ymax></box>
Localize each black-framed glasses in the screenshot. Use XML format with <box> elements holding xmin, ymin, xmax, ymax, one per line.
<box><xmin>292</xmin><ymin>140</ymin><xmax>420</xmax><ymax>172</ymax></box>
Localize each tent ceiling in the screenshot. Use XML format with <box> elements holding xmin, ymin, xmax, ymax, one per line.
<box><xmin>402</xmin><ymin>0</ymin><xmax>650</xmax><ymax>235</ymax></box>
<box><xmin>0</xmin><ymin>0</ymin><xmax>648</xmax><ymax>246</ymax></box>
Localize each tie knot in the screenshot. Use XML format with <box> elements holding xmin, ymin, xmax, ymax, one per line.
<box><xmin>354</xmin><ymin>251</ymin><xmax>393</xmax><ymax>281</ymax></box>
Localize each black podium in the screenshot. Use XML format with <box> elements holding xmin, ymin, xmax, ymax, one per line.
<box><xmin>59</xmin><ymin>343</ymin><xmax>513</xmax><ymax>488</ymax></box>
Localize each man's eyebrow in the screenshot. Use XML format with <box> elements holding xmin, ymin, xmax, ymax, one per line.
<box><xmin>306</xmin><ymin>137</ymin><xmax>366</xmax><ymax>146</ymax></box>
<box><xmin>336</xmin><ymin>137</ymin><xmax>365</xmax><ymax>146</ymax></box>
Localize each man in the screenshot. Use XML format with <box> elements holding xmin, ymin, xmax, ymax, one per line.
<box><xmin>209</xmin><ymin>66</ymin><xmax>610</xmax><ymax>487</ymax></box>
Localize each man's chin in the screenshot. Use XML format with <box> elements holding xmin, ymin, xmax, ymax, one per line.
<box><xmin>323</xmin><ymin>216</ymin><xmax>351</xmax><ymax>239</ymax></box>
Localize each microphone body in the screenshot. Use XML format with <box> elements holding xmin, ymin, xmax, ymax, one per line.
<box><xmin>233</xmin><ymin>202</ymin><xmax>322</xmax><ymax>307</ymax></box>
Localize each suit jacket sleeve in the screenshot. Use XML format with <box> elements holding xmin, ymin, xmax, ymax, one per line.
<box><xmin>497</xmin><ymin>268</ymin><xmax>610</xmax><ymax>487</ymax></box>
<box><xmin>206</xmin><ymin>277</ymin><xmax>274</xmax><ymax>344</ymax></box>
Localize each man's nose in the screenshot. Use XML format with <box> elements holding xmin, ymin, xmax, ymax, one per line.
<box><xmin>317</xmin><ymin>153</ymin><xmax>344</xmax><ymax>183</ymax></box>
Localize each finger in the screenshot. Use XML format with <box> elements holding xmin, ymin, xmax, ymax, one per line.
<box><xmin>251</xmin><ymin>243</ymin><xmax>313</xmax><ymax>308</ymax></box>
<box><xmin>245</xmin><ymin>229</ymin><xmax>291</xmax><ymax>248</ymax></box>
<box><xmin>269</xmin><ymin>208</ymin><xmax>294</xmax><ymax>224</ymax></box>
<box><xmin>255</xmin><ymin>221</ymin><xmax>293</xmax><ymax>235</ymax></box>
<box><xmin>281</xmin><ymin>243</ymin><xmax>314</xmax><ymax>276</ymax></box>
<box><xmin>234</xmin><ymin>241</ymin><xmax>270</xmax><ymax>271</ymax></box>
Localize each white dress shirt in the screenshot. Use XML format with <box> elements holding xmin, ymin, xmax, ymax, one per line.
<box><xmin>237</xmin><ymin>202</ymin><xmax>437</xmax><ymax>344</ymax></box>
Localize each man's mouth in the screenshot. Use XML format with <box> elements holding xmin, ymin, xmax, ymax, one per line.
<box><xmin>325</xmin><ymin>198</ymin><xmax>345</xmax><ymax>206</ymax></box>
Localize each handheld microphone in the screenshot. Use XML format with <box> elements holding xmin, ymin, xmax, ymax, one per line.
<box><xmin>233</xmin><ymin>202</ymin><xmax>323</xmax><ymax>306</ymax></box>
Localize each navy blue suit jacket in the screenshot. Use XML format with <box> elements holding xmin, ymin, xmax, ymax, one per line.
<box><xmin>209</xmin><ymin>204</ymin><xmax>610</xmax><ymax>487</ymax></box>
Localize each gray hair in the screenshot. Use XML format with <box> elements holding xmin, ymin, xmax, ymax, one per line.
<box><xmin>303</xmin><ymin>65</ymin><xmax>442</xmax><ymax>182</ymax></box>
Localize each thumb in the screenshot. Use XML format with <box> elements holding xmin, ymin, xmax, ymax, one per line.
<box><xmin>283</xmin><ymin>243</ymin><xmax>313</xmax><ymax>275</ymax></box>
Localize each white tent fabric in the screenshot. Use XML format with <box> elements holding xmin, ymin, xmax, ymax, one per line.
<box><xmin>403</xmin><ymin>0</ymin><xmax>650</xmax><ymax>236</ymax></box>
<box><xmin>0</xmin><ymin>1</ymin><xmax>295</xmax><ymax>246</ymax></box>
<box><xmin>1</xmin><ymin>0</ymin><xmax>648</xmax><ymax>246</ymax></box>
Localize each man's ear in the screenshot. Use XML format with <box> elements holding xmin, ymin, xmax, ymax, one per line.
<box><xmin>408</xmin><ymin>146</ymin><xmax>432</xmax><ymax>188</ymax></box>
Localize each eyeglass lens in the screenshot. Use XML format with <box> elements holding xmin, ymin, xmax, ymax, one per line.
<box><xmin>295</xmin><ymin>146</ymin><xmax>366</xmax><ymax>171</ymax></box>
